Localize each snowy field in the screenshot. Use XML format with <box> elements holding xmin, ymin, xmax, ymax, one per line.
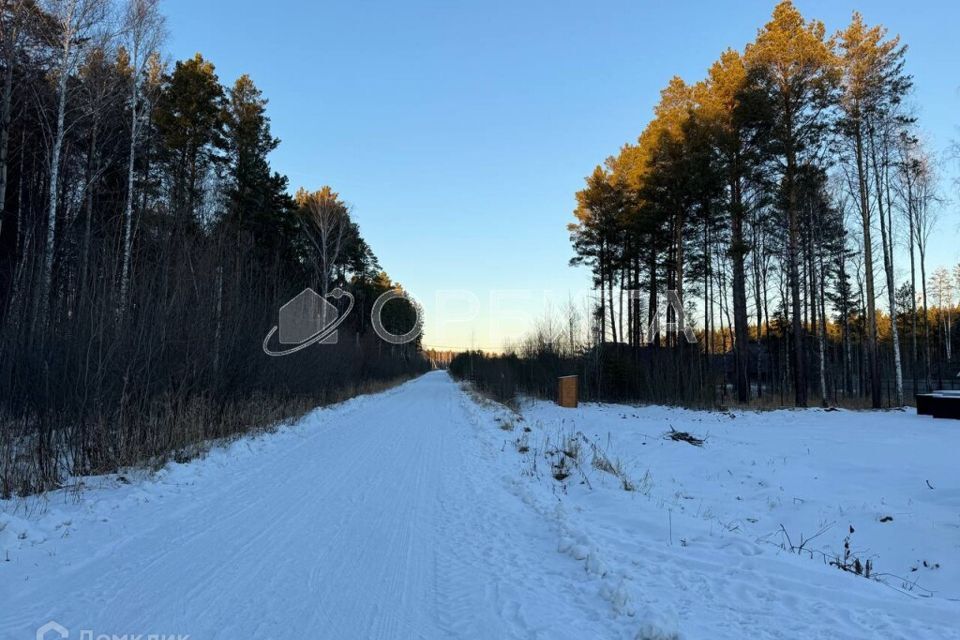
<box><xmin>506</xmin><ymin>394</ymin><xmax>960</xmax><ymax>638</ymax></box>
<box><xmin>2</xmin><ymin>371</ymin><xmax>958</xmax><ymax>639</ymax></box>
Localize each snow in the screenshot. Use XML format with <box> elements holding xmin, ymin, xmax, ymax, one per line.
<box><xmin>504</xmin><ymin>397</ymin><xmax>960</xmax><ymax>639</ymax></box>
<box><xmin>2</xmin><ymin>371</ymin><xmax>959</xmax><ymax>639</ymax></box>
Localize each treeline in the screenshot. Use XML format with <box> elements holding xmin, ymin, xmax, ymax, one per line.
<box><xmin>565</xmin><ymin>1</ymin><xmax>952</xmax><ymax>408</ymax></box>
<box><xmin>450</xmin><ymin>344</ymin><xmax>712</xmax><ymax>407</ymax></box>
<box><xmin>0</xmin><ymin>0</ymin><xmax>427</xmax><ymax>496</ymax></box>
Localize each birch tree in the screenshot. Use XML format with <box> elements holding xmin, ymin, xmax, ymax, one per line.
<box><xmin>297</xmin><ymin>186</ymin><xmax>351</xmax><ymax>296</ymax></box>
<box><xmin>118</xmin><ymin>0</ymin><xmax>163</xmax><ymax>318</ymax></box>
<box><xmin>863</xmin><ymin>17</ymin><xmax>910</xmax><ymax>405</ymax></box>
<box><xmin>911</xmin><ymin>152</ymin><xmax>939</xmax><ymax>388</ymax></box>
<box><xmin>895</xmin><ymin>132</ymin><xmax>920</xmax><ymax>390</ymax></box>
<box><xmin>35</xmin><ymin>0</ymin><xmax>109</xmax><ymax>319</ymax></box>
<box><xmin>0</xmin><ymin>0</ymin><xmax>33</xmax><ymax>241</ymax></box>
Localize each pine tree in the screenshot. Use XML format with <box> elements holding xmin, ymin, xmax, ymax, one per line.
<box><xmin>744</xmin><ymin>0</ymin><xmax>839</xmax><ymax>407</ymax></box>
<box><xmin>838</xmin><ymin>12</ymin><xmax>912</xmax><ymax>406</ymax></box>
<box><xmin>154</xmin><ymin>53</ymin><xmax>226</xmax><ymax>226</ymax></box>
<box><xmin>699</xmin><ymin>49</ymin><xmax>757</xmax><ymax>399</ymax></box>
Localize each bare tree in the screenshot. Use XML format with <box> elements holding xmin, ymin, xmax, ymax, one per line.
<box><xmin>76</xmin><ymin>46</ymin><xmax>125</xmax><ymax>308</ymax></box>
<box><xmin>297</xmin><ymin>186</ymin><xmax>350</xmax><ymax>296</ymax></box>
<box><xmin>911</xmin><ymin>151</ymin><xmax>939</xmax><ymax>389</ymax></box>
<box><xmin>563</xmin><ymin>293</ymin><xmax>584</xmax><ymax>357</ymax></box>
<box><xmin>35</xmin><ymin>0</ymin><xmax>110</xmax><ymax>321</ymax></box>
<box><xmin>0</xmin><ymin>0</ymin><xmax>33</xmax><ymax>241</ymax></box>
<box><xmin>869</xmin><ymin>119</ymin><xmax>904</xmax><ymax>406</ymax></box>
<box><xmin>930</xmin><ymin>266</ymin><xmax>953</xmax><ymax>361</ymax></box>
<box><xmin>894</xmin><ymin>132</ymin><xmax>920</xmax><ymax>392</ymax></box>
<box><xmin>117</xmin><ymin>0</ymin><xmax>164</xmax><ymax>318</ymax></box>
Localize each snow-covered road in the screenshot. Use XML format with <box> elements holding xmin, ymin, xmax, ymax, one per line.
<box><xmin>3</xmin><ymin>371</ymin><xmax>959</xmax><ymax>639</ymax></box>
<box><xmin>2</xmin><ymin>372</ymin><xmax>629</xmax><ymax>639</ymax></box>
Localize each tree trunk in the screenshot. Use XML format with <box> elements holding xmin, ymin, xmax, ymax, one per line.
<box><xmin>674</xmin><ymin>214</ymin><xmax>685</xmax><ymax>347</ymax></box>
<box><xmin>598</xmin><ymin>245</ymin><xmax>606</xmax><ymax>344</ymax></box>
<box><xmin>786</xmin><ymin>136</ymin><xmax>806</xmax><ymax>407</ymax></box>
<box><xmin>752</xmin><ymin>219</ymin><xmax>765</xmax><ymax>398</ymax></box>
<box><xmin>920</xmin><ymin>245</ymin><xmax>931</xmax><ymax>391</ymax></box>
<box><xmin>0</xmin><ymin>59</ymin><xmax>13</xmax><ymax>241</ymax></box>
<box><xmin>608</xmin><ymin>265</ymin><xmax>617</xmax><ymax>344</ymax></box>
<box><xmin>119</xmin><ymin>75</ymin><xmax>141</xmax><ymax>319</ymax></box>
<box><xmin>905</xmin><ymin>173</ymin><xmax>918</xmax><ymax>394</ymax></box>
<box><xmin>870</xmin><ymin>128</ymin><xmax>903</xmax><ymax>406</ymax></box>
<box><xmin>37</xmin><ymin>68</ymin><xmax>71</xmax><ymax>324</ymax></box>
<box><xmin>648</xmin><ymin>247</ymin><xmax>658</xmax><ymax>347</ymax></box>
<box><xmin>815</xmin><ymin>243</ymin><xmax>828</xmax><ymax>406</ymax></box>
<box><xmin>854</xmin><ymin>126</ymin><xmax>881</xmax><ymax>408</ymax></box>
<box><xmin>730</xmin><ymin>174</ymin><xmax>750</xmax><ymax>403</ymax></box>
<box><xmin>79</xmin><ymin>118</ymin><xmax>99</xmax><ymax>311</ymax></box>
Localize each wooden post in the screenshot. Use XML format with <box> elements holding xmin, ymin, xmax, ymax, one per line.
<box><xmin>558</xmin><ymin>375</ymin><xmax>579</xmax><ymax>408</ymax></box>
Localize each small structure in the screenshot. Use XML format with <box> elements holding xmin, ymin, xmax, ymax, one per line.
<box><xmin>916</xmin><ymin>391</ymin><xmax>960</xmax><ymax>419</ymax></box>
<box><xmin>558</xmin><ymin>375</ymin><xmax>579</xmax><ymax>409</ymax></box>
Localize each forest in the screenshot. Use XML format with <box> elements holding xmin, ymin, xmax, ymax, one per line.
<box><xmin>454</xmin><ymin>1</ymin><xmax>958</xmax><ymax>410</ymax></box>
<box><xmin>3</xmin><ymin>0</ymin><xmax>959</xmax><ymax>495</ymax></box>
<box><xmin>0</xmin><ymin>0</ymin><xmax>427</xmax><ymax>496</ymax></box>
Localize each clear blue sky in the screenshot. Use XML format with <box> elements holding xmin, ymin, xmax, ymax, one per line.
<box><xmin>163</xmin><ymin>0</ymin><xmax>959</xmax><ymax>350</ymax></box>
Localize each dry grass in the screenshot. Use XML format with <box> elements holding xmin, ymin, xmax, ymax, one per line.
<box><xmin>590</xmin><ymin>440</ymin><xmax>649</xmax><ymax>494</ymax></box>
<box><xmin>515</xmin><ymin>434</ymin><xmax>530</xmax><ymax>454</ymax></box>
<box><xmin>459</xmin><ymin>381</ymin><xmax>521</xmax><ymax>414</ymax></box>
<box><xmin>0</xmin><ymin>374</ymin><xmax>420</xmax><ymax>499</ymax></box>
